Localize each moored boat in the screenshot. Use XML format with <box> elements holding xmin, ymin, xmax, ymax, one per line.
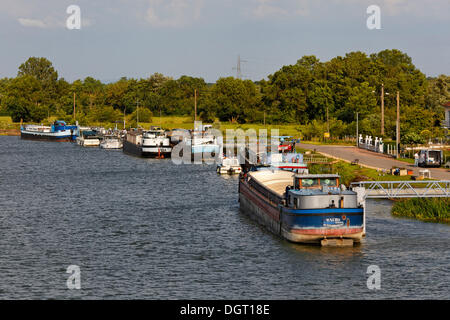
<box><xmin>20</xmin><ymin>120</ymin><xmax>78</xmax><ymax>142</ymax></box>
<box><xmin>123</xmin><ymin>128</ymin><xmax>171</xmax><ymax>158</ymax></box>
<box><xmin>264</xmin><ymin>153</ymin><xmax>308</xmax><ymax>172</ymax></box>
<box><xmin>217</xmin><ymin>156</ymin><xmax>242</xmax><ymax>174</ymax></box>
<box><xmin>100</xmin><ymin>135</ymin><xmax>123</xmax><ymax>149</ymax></box>
<box><xmin>76</xmin><ymin>129</ymin><xmax>101</xmax><ymax>147</ymax></box>
<box><xmin>189</xmin><ymin>131</ymin><xmax>220</xmax><ymax>160</ymax></box>
<box><xmin>239</xmin><ymin>170</ymin><xmax>365</xmax><ymax>246</ymax></box>
<box><xmin>141</xmin><ymin>127</ymin><xmax>172</xmax><ymax>158</ymax></box>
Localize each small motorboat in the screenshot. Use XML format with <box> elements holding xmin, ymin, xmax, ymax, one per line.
<box><xmin>217</xmin><ymin>156</ymin><xmax>242</xmax><ymax>175</ymax></box>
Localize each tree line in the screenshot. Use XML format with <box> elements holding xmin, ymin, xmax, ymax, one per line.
<box><xmin>0</xmin><ymin>50</ymin><xmax>448</xmax><ymax>142</ymax></box>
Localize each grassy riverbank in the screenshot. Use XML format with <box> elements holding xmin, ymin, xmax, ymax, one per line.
<box><xmin>0</xmin><ymin>115</ymin><xmax>303</xmax><ymax>136</ymax></box>
<box><xmin>391</xmin><ymin>198</ymin><xmax>450</xmax><ymax>224</ymax></box>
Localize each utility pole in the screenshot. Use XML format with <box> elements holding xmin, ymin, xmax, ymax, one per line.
<box><xmin>396</xmin><ymin>91</ymin><xmax>400</xmax><ymax>159</ymax></box>
<box><xmin>381</xmin><ymin>83</ymin><xmax>385</xmax><ymax>136</ymax></box>
<box><xmin>73</xmin><ymin>92</ymin><xmax>76</xmax><ymax>121</ymax></box>
<box><xmin>194</xmin><ymin>89</ymin><xmax>197</xmax><ymax>123</ymax></box>
<box><xmin>136</xmin><ymin>99</ymin><xmax>139</xmax><ymax>128</ymax></box>
<box><xmin>326</xmin><ymin>105</ymin><xmax>329</xmax><ymax>136</ymax></box>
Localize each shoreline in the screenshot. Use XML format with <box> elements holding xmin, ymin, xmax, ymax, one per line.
<box><xmin>0</xmin><ymin>129</ymin><xmax>20</xmax><ymax>136</ymax></box>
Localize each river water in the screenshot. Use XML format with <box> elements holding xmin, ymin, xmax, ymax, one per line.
<box><xmin>0</xmin><ymin>136</ymin><xmax>448</xmax><ymax>299</ymax></box>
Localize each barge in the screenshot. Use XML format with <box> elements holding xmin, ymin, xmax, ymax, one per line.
<box><xmin>239</xmin><ymin>170</ymin><xmax>365</xmax><ymax>246</ymax></box>
<box><xmin>123</xmin><ymin>128</ymin><xmax>171</xmax><ymax>158</ymax></box>
<box><xmin>20</xmin><ymin>120</ymin><xmax>78</xmax><ymax>142</ymax></box>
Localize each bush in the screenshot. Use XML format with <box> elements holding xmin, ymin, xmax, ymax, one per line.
<box><xmin>392</xmin><ymin>198</ymin><xmax>450</xmax><ymax>223</ymax></box>
<box><xmin>130</xmin><ymin>107</ymin><xmax>152</xmax><ymax>123</ymax></box>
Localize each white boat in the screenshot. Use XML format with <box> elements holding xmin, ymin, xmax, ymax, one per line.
<box><xmin>100</xmin><ymin>136</ymin><xmax>123</xmax><ymax>149</ymax></box>
<box><xmin>141</xmin><ymin>127</ymin><xmax>172</xmax><ymax>158</ymax></box>
<box><xmin>76</xmin><ymin>130</ymin><xmax>101</xmax><ymax>147</ymax></box>
<box><xmin>20</xmin><ymin>121</ymin><xmax>79</xmax><ymax>142</ymax></box>
<box><xmin>217</xmin><ymin>156</ymin><xmax>242</xmax><ymax>174</ymax></box>
<box><xmin>266</xmin><ymin>153</ymin><xmax>308</xmax><ymax>173</ymax></box>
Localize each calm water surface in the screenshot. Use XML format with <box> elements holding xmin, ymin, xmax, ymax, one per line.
<box><xmin>0</xmin><ymin>136</ymin><xmax>448</xmax><ymax>299</ymax></box>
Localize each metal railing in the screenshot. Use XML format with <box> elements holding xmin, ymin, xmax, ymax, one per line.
<box><xmin>351</xmin><ymin>180</ymin><xmax>450</xmax><ymax>199</ymax></box>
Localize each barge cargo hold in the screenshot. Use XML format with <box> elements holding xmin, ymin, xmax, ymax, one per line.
<box><xmin>239</xmin><ymin>170</ymin><xmax>365</xmax><ymax>246</ymax></box>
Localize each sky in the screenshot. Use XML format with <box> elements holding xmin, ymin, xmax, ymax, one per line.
<box><xmin>0</xmin><ymin>0</ymin><xmax>449</xmax><ymax>83</ymax></box>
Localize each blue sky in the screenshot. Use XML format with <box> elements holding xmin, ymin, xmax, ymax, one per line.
<box><xmin>0</xmin><ymin>0</ymin><xmax>449</xmax><ymax>82</ymax></box>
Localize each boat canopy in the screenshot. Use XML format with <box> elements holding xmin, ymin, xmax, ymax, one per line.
<box><xmin>54</xmin><ymin>120</ymin><xmax>67</xmax><ymax>126</ymax></box>
<box><xmin>82</xmin><ymin>130</ymin><xmax>97</xmax><ymax>137</ymax></box>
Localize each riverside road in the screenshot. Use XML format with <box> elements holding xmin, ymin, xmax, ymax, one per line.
<box><xmin>298</xmin><ymin>143</ymin><xmax>450</xmax><ymax>180</ymax></box>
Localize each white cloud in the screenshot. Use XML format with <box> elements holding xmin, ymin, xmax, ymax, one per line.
<box><xmin>145</xmin><ymin>0</ymin><xmax>204</xmax><ymax>28</ymax></box>
<box><xmin>18</xmin><ymin>18</ymin><xmax>48</xmax><ymax>28</ymax></box>
<box><xmin>253</xmin><ymin>2</ymin><xmax>288</xmax><ymax>18</ymax></box>
<box><xmin>251</xmin><ymin>0</ymin><xmax>309</xmax><ymax>19</ymax></box>
<box><xmin>3</xmin><ymin>1</ymin><xmax>93</xmax><ymax>29</ymax></box>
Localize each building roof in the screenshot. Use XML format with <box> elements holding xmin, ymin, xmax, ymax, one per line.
<box><xmin>443</xmin><ymin>101</ymin><xmax>450</xmax><ymax>107</ymax></box>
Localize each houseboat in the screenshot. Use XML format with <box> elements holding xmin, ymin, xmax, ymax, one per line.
<box><xmin>20</xmin><ymin>120</ymin><xmax>79</xmax><ymax>142</ymax></box>
<box><xmin>239</xmin><ymin>170</ymin><xmax>365</xmax><ymax>246</ymax></box>
<box><xmin>123</xmin><ymin>128</ymin><xmax>171</xmax><ymax>158</ymax></box>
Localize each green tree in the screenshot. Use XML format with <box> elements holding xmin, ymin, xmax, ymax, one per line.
<box><xmin>4</xmin><ymin>75</ymin><xmax>46</xmax><ymax>122</ymax></box>
<box><xmin>18</xmin><ymin>57</ymin><xmax>58</xmax><ymax>83</ymax></box>
<box><xmin>210</xmin><ymin>77</ymin><xmax>260</xmax><ymax>123</ymax></box>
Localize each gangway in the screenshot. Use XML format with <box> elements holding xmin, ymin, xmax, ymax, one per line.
<box><xmin>351</xmin><ymin>180</ymin><xmax>450</xmax><ymax>199</ymax></box>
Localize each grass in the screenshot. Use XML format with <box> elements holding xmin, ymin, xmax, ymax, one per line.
<box><xmin>134</xmin><ymin>116</ymin><xmax>302</xmax><ymax>136</ymax></box>
<box><xmin>391</xmin><ymin>198</ymin><xmax>450</xmax><ymax>224</ymax></box>
<box><xmin>301</xmin><ymin>140</ymin><xmax>355</xmax><ymax>146</ymax></box>
<box><xmin>395</xmin><ymin>157</ymin><xmax>416</xmax><ymax>164</ymax></box>
<box><xmin>0</xmin><ymin>116</ymin><xmax>20</xmax><ymax>134</ymax></box>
